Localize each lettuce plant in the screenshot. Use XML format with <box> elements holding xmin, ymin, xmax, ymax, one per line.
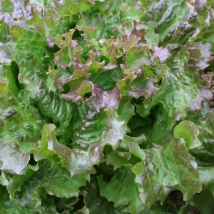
<box><xmin>0</xmin><ymin>0</ymin><xmax>214</xmax><ymax>213</ymax></box>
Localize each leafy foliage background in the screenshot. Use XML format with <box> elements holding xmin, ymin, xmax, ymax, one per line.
<box><xmin>0</xmin><ymin>0</ymin><xmax>214</xmax><ymax>213</ymax></box>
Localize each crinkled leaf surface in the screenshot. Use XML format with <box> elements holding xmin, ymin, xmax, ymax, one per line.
<box><xmin>137</xmin><ymin>48</ymin><xmax>212</xmax><ymax>128</ymax></box>
<box><xmin>101</xmin><ymin>109</ymin><xmax>126</xmax><ymax>150</ymax></box>
<box><xmin>131</xmin><ymin>139</ymin><xmax>201</xmax><ymax>211</ymax></box>
<box><xmin>72</xmin><ymin>110</ymin><xmax>107</xmax><ymax>149</ymax></box>
<box><xmin>34</xmin><ymin>124</ymin><xmax>99</xmax><ymax>176</ymax></box>
<box><xmin>198</xmin><ymin>111</ymin><xmax>214</xmax><ymax>148</ymax></box>
<box><xmin>4</xmin><ymin>159</ymin><xmax>86</xmax><ymax>213</ymax></box>
<box><xmin>0</xmin><ymin>0</ymin><xmax>214</xmax><ymax>213</ymax></box>
<box><xmin>190</xmin><ymin>110</ymin><xmax>214</xmax><ymax>166</ymax></box>
<box><xmin>7</xmin><ymin>164</ymin><xmax>39</xmax><ymax>199</ymax></box>
<box><xmin>30</xmin><ymin>89</ymin><xmax>81</xmax><ymax>145</ymax></box>
<box><xmin>0</xmin><ymin>73</ymin><xmax>45</xmax><ymax>153</ymax></box>
<box><xmin>24</xmin><ymin>159</ymin><xmax>88</xmax><ymax>199</ymax></box>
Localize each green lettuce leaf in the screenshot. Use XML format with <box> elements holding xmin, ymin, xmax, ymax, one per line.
<box><xmin>77</xmin><ymin>177</ymin><xmax>127</xmax><ymax>214</ymax></box>
<box><xmin>0</xmin><ymin>70</ymin><xmax>45</xmax><ymax>153</ymax></box>
<box><xmin>1</xmin><ymin>0</ymin><xmax>214</xmax><ymax>213</ymax></box>
<box><xmin>131</xmin><ymin>139</ymin><xmax>201</xmax><ymax>211</ymax></box>
<box><xmin>98</xmin><ymin>167</ymin><xmax>145</xmax><ymax>213</ymax></box>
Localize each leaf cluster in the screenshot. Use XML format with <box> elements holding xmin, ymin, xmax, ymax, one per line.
<box><xmin>1</xmin><ymin>0</ymin><xmax>214</xmax><ymax>213</ymax></box>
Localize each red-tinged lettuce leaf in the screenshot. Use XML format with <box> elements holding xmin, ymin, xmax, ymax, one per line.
<box><xmin>62</xmin><ymin>68</ymin><xmax>91</xmax><ymax>101</ymax></box>
<box><xmin>63</xmin><ymin>71</ymin><xmax>122</xmax><ymax>109</ymax></box>
<box><xmin>0</xmin><ymin>0</ymin><xmax>33</xmax><ymax>28</ymax></box>
<box><xmin>128</xmin><ymin>75</ymin><xmax>159</xmax><ymax>100</ymax></box>
<box><xmin>98</xmin><ymin>167</ymin><xmax>146</xmax><ymax>214</ymax></box>
<box><xmin>125</xmin><ymin>46</ymin><xmax>150</xmax><ymax>72</ymax></box>
<box><xmin>115</xmin><ymin>18</ymin><xmax>157</xmax><ymax>49</ymax></box>
<box><xmin>46</xmin><ymin>68</ymin><xmax>65</xmax><ymax>92</ymax></box>
<box><xmin>131</xmin><ymin>139</ymin><xmax>201</xmax><ymax>212</ymax></box>
<box><xmin>101</xmin><ymin>39</ymin><xmax>122</xmax><ymax>71</ymax></box>
<box><xmin>190</xmin><ymin>110</ymin><xmax>214</xmax><ymax>165</ymax></box>
<box><xmin>86</xmin><ymin>85</ymin><xmax>121</xmax><ymax>112</ymax></box>
<box><xmin>131</xmin><ymin>19</ymin><xmax>147</xmax><ymax>45</ymax></box>
<box><xmin>34</xmin><ymin>124</ymin><xmax>102</xmax><ymax>176</ymax></box>
<box><xmin>145</xmin><ymin>0</ymin><xmax>195</xmax><ymax>45</ymax></box>
<box><xmin>77</xmin><ymin>81</ymin><xmax>94</xmax><ymax>101</ymax></box>
<box><xmin>151</xmin><ymin>44</ymin><xmax>171</xmax><ymax>63</ymax></box>
<box><xmin>194</xmin><ymin>42</ymin><xmax>212</xmax><ymax>58</ymax></box>
<box><xmin>73</xmin><ymin>108</ymin><xmax>127</xmax><ymax>151</ymax></box>
<box><xmin>189</xmin><ymin>87</ymin><xmax>213</xmax><ymax>111</ymax></box>
<box><xmin>28</xmin><ymin>10</ymin><xmax>76</xmax><ymax>45</ymax></box>
<box><xmin>136</xmin><ymin>48</ymin><xmax>212</xmax><ymax>129</ymax></box>
<box><xmin>192</xmin><ymin>23</ymin><xmax>214</xmax><ymax>53</ymax></box>
<box><xmin>101</xmin><ymin>109</ymin><xmax>126</xmax><ymax>150</ymax></box>
<box><xmin>117</xmin><ymin>71</ymin><xmax>159</xmax><ymax>101</ymax></box>
<box><xmin>86</xmin><ymin>50</ymin><xmax>105</xmax><ymax>74</ymax></box>
<box><xmin>187</xmin><ymin>42</ymin><xmax>212</xmax><ymax>70</ymax></box>
<box><xmin>116</xmin><ymin>20</ymin><xmax>147</xmax><ymax>49</ymax></box>
<box><xmin>47</xmin><ymin>143</ymin><xmax>101</xmax><ymax>176</ymax></box>
<box><xmin>76</xmin><ymin>0</ymin><xmax>124</xmax><ymax>40</ymax></box>
<box><xmin>54</xmin><ymin>38</ymin><xmax>85</xmax><ymax>69</ymax></box>
<box><xmin>2</xmin><ymin>0</ymin><xmax>214</xmax><ymax>213</ymax></box>
<box><xmin>35</xmin><ymin>109</ymin><xmax>126</xmax><ymax>175</ymax></box>
<box><xmin>122</xmin><ymin>34</ymin><xmax>139</xmax><ymax>52</ymax></box>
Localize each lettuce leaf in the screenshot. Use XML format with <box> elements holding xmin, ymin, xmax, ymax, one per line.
<box><xmin>0</xmin><ymin>0</ymin><xmax>214</xmax><ymax>213</ymax></box>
